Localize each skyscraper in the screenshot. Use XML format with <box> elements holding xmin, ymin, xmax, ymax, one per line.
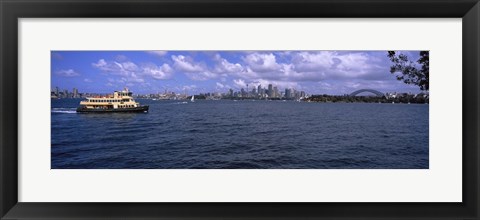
<box><xmin>268</xmin><ymin>84</ymin><xmax>273</xmax><ymax>97</ymax></box>
<box><xmin>73</xmin><ymin>88</ymin><xmax>78</xmax><ymax>98</ymax></box>
<box><xmin>300</xmin><ymin>91</ymin><xmax>306</xmax><ymax>98</ymax></box>
<box><xmin>285</xmin><ymin>88</ymin><xmax>292</xmax><ymax>99</ymax></box>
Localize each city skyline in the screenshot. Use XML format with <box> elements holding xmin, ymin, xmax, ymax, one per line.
<box><xmin>51</xmin><ymin>50</ymin><xmax>425</xmax><ymax>95</ymax></box>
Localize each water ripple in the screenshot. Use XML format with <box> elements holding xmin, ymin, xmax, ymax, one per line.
<box><xmin>51</xmin><ymin>99</ymin><xmax>429</xmax><ymax>169</ymax></box>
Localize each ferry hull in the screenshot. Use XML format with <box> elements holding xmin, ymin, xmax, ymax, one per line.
<box><xmin>76</xmin><ymin>106</ymin><xmax>149</xmax><ymax>113</ymax></box>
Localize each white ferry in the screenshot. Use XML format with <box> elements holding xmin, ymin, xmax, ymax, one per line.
<box><xmin>76</xmin><ymin>88</ymin><xmax>149</xmax><ymax>113</ymax></box>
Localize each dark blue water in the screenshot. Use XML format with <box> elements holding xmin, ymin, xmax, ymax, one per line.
<box><xmin>51</xmin><ymin>99</ymin><xmax>428</xmax><ymax>169</ymax></box>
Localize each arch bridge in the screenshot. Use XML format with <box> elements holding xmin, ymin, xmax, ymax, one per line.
<box><xmin>349</xmin><ymin>89</ymin><xmax>385</xmax><ymax>97</ymax></box>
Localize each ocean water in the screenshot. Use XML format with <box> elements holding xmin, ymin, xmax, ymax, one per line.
<box><xmin>51</xmin><ymin>99</ymin><xmax>429</xmax><ymax>169</ymax></box>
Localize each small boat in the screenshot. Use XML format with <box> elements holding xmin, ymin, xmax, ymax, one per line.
<box><xmin>76</xmin><ymin>88</ymin><xmax>149</xmax><ymax>113</ymax></box>
<box><xmin>190</xmin><ymin>95</ymin><xmax>195</xmax><ymax>102</ymax></box>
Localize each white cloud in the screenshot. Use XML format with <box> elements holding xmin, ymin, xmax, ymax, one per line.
<box><xmin>115</xmin><ymin>55</ymin><xmax>128</xmax><ymax>62</ymax></box>
<box><xmin>291</xmin><ymin>51</ymin><xmax>334</xmax><ymax>72</ymax></box>
<box><xmin>242</xmin><ymin>53</ymin><xmax>281</xmax><ymax>73</ymax></box>
<box><xmin>171</xmin><ymin>55</ymin><xmax>218</xmax><ymax>80</ymax></box>
<box><xmin>84</xmin><ymin>78</ymin><xmax>93</xmax><ymax>83</ymax></box>
<box><xmin>213</xmin><ymin>54</ymin><xmax>244</xmax><ymax>74</ymax></box>
<box><xmin>216</xmin><ymin>82</ymin><xmax>225</xmax><ymax>89</ymax></box>
<box><xmin>172</xmin><ymin>55</ymin><xmax>205</xmax><ymax>72</ymax></box>
<box><xmin>92</xmin><ymin>58</ymin><xmax>175</xmax><ymax>89</ymax></box>
<box><xmin>142</xmin><ymin>63</ymin><xmax>174</xmax><ymax>80</ymax></box>
<box><xmin>92</xmin><ymin>59</ymin><xmax>138</xmax><ymax>76</ymax></box>
<box><xmin>290</xmin><ymin>51</ymin><xmax>388</xmax><ymax>80</ymax></box>
<box><xmin>147</xmin><ymin>51</ymin><xmax>168</xmax><ymax>57</ymax></box>
<box><xmin>224</xmin><ymin>51</ymin><xmax>390</xmax><ymax>85</ymax></box>
<box><xmin>183</xmin><ymin>85</ymin><xmax>197</xmax><ymax>91</ymax></box>
<box><xmin>233</xmin><ymin>79</ymin><xmax>247</xmax><ymax>89</ymax></box>
<box><xmin>55</xmin><ymin>69</ymin><xmax>80</xmax><ymax>77</ymax></box>
<box><xmin>86</xmin><ymin>51</ymin><xmax>419</xmax><ymax>95</ymax></box>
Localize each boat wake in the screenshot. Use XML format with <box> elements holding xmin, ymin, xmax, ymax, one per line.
<box><xmin>51</xmin><ymin>108</ymin><xmax>77</xmax><ymax>114</ymax></box>
<box><xmin>173</xmin><ymin>102</ymin><xmax>188</xmax><ymax>105</ymax></box>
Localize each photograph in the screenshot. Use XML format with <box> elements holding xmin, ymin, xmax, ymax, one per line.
<box><xmin>51</xmin><ymin>50</ymin><xmax>429</xmax><ymax>169</ymax></box>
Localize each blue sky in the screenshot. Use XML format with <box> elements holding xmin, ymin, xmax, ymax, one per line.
<box><xmin>51</xmin><ymin>50</ymin><xmax>424</xmax><ymax>95</ymax></box>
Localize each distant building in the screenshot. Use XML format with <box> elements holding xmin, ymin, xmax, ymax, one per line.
<box><xmin>268</xmin><ymin>84</ymin><xmax>273</xmax><ymax>97</ymax></box>
<box><xmin>300</xmin><ymin>91</ymin><xmax>306</xmax><ymax>98</ymax></box>
<box><xmin>285</xmin><ymin>88</ymin><xmax>292</xmax><ymax>99</ymax></box>
<box><xmin>73</xmin><ymin>88</ymin><xmax>78</xmax><ymax>98</ymax></box>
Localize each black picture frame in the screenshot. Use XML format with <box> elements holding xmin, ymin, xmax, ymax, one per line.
<box><xmin>1</xmin><ymin>0</ymin><xmax>479</xmax><ymax>219</ymax></box>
